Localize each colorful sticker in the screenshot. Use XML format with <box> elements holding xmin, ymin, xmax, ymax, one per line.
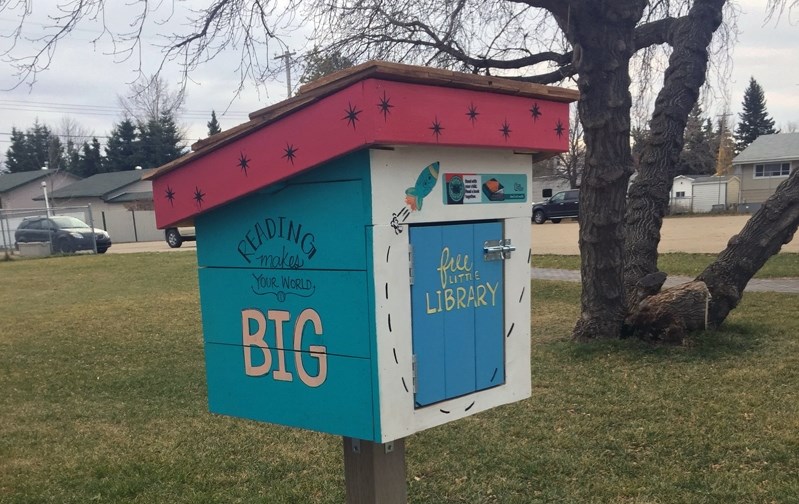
<box><xmin>405</xmin><ymin>161</ymin><xmax>440</xmax><ymax>211</ymax></box>
<box><xmin>444</xmin><ymin>173</ymin><xmax>527</xmax><ymax>204</ymax></box>
<box><xmin>390</xmin><ymin>161</ymin><xmax>441</xmax><ymax>235</ymax></box>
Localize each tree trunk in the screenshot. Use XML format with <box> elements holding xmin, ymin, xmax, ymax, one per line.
<box><xmin>625</xmin><ymin>281</ymin><xmax>712</xmax><ymax>344</ymax></box>
<box><xmin>568</xmin><ymin>1</ymin><xmax>645</xmax><ymax>341</ymax></box>
<box><xmin>697</xmin><ymin>170</ymin><xmax>799</xmax><ymax>327</ymax></box>
<box><xmin>624</xmin><ymin>0</ymin><xmax>726</xmax><ymax>309</ymax></box>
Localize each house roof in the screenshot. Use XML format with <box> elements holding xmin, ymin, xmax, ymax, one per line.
<box><xmin>0</xmin><ymin>169</ymin><xmax>69</xmax><ymax>193</ymax></box>
<box><xmin>104</xmin><ymin>191</ymin><xmax>154</xmax><ymax>203</ymax></box>
<box><xmin>45</xmin><ymin>169</ymin><xmax>154</xmax><ymax>200</ymax></box>
<box><xmin>673</xmin><ymin>174</ymin><xmax>738</xmax><ymax>184</ymax></box>
<box><xmin>144</xmin><ymin>60</ymin><xmax>579</xmax><ymax>229</ymax></box>
<box><xmin>733</xmin><ymin>133</ymin><xmax>799</xmax><ymax>164</ymax></box>
<box><xmin>693</xmin><ymin>175</ymin><xmax>737</xmax><ymax>184</ymax></box>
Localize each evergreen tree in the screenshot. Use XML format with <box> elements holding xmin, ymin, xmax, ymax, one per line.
<box><xmin>105</xmin><ymin>118</ymin><xmax>140</xmax><ymax>171</ymax></box>
<box><xmin>4</xmin><ymin>128</ymin><xmax>32</xmax><ymax>173</ymax></box>
<box><xmin>27</xmin><ymin>121</ymin><xmax>53</xmax><ymax>169</ymax></box>
<box><xmin>64</xmin><ymin>140</ymin><xmax>82</xmax><ymax>174</ymax></box>
<box><xmin>734</xmin><ymin>77</ymin><xmax>777</xmax><ymax>153</ymax></box>
<box><xmin>138</xmin><ymin>112</ymin><xmax>185</xmax><ymax>169</ymax></box>
<box><xmin>77</xmin><ymin>138</ymin><xmax>104</xmax><ymax>177</ymax></box>
<box><xmin>47</xmin><ymin>135</ymin><xmax>65</xmax><ymax>171</ymax></box>
<box><xmin>207</xmin><ymin>110</ymin><xmax>222</xmax><ymax>136</ymax></box>
<box><xmin>3</xmin><ymin>122</ymin><xmax>64</xmax><ymax>172</ymax></box>
<box><xmin>677</xmin><ymin>103</ymin><xmax>715</xmax><ymax>176</ymax></box>
<box><xmin>300</xmin><ymin>49</ymin><xmax>355</xmax><ymax>84</ymax></box>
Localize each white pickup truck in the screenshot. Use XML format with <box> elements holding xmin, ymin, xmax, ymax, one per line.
<box><xmin>164</xmin><ymin>226</ymin><xmax>196</xmax><ymax>248</ymax></box>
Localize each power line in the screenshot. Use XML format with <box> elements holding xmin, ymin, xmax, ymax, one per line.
<box><xmin>0</xmin><ymin>99</ymin><xmax>252</xmax><ymax>119</ymax></box>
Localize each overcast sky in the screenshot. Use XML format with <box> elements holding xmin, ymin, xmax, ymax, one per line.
<box><xmin>1</xmin><ymin>1</ymin><xmax>797</xmax><ymax>169</ymax></box>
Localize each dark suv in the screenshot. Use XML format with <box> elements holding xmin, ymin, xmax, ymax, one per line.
<box><xmin>532</xmin><ymin>189</ymin><xmax>579</xmax><ymax>224</ymax></box>
<box><xmin>15</xmin><ymin>216</ymin><xmax>112</xmax><ymax>254</ymax></box>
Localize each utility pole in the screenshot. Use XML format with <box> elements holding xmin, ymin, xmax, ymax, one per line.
<box><xmin>715</xmin><ymin>112</ymin><xmax>733</xmax><ymax>176</ymax></box>
<box><xmin>716</xmin><ymin>112</ymin><xmax>734</xmax><ymax>208</ymax></box>
<box><xmin>275</xmin><ymin>50</ymin><xmax>297</xmax><ymax>98</ymax></box>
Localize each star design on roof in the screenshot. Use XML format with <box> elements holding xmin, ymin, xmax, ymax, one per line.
<box><xmin>237</xmin><ymin>152</ymin><xmax>251</xmax><ymax>175</ymax></box>
<box><xmin>165</xmin><ymin>186</ymin><xmax>175</xmax><ymax>206</ymax></box>
<box><xmin>466</xmin><ymin>103</ymin><xmax>479</xmax><ymax>125</ymax></box>
<box><xmin>193</xmin><ymin>186</ymin><xmax>205</xmax><ymax>207</ymax></box>
<box><xmin>377</xmin><ymin>91</ymin><xmax>394</xmax><ymax>121</ymax></box>
<box><xmin>499</xmin><ymin>119</ymin><xmax>512</xmax><ymax>140</ymax></box>
<box><xmin>429</xmin><ymin>117</ymin><xmax>444</xmax><ymax>141</ymax></box>
<box><xmin>530</xmin><ymin>102</ymin><xmax>542</xmax><ymax>122</ymax></box>
<box><xmin>283</xmin><ymin>143</ymin><xmax>298</xmax><ymax>165</ymax></box>
<box><xmin>343</xmin><ymin>102</ymin><xmax>362</xmax><ymax>129</ymax></box>
<box><xmin>554</xmin><ymin>119</ymin><xmax>565</xmax><ymax>138</ymax></box>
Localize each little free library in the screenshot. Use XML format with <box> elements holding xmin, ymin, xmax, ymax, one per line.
<box><xmin>146</xmin><ymin>61</ymin><xmax>577</xmax><ymax>503</ymax></box>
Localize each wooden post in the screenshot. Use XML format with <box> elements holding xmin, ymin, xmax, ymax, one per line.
<box><xmin>343</xmin><ymin>437</ymin><xmax>408</xmax><ymax>504</ymax></box>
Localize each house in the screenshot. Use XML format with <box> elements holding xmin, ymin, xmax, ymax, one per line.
<box><xmin>732</xmin><ymin>132</ymin><xmax>799</xmax><ymax>210</ymax></box>
<box><xmin>530</xmin><ymin>175</ymin><xmax>571</xmax><ymax>201</ymax></box>
<box><xmin>35</xmin><ymin>169</ymin><xmax>162</xmax><ymax>242</ymax></box>
<box><xmin>669</xmin><ymin>174</ymin><xmax>741</xmax><ymax>213</ymax></box>
<box><xmin>691</xmin><ymin>175</ymin><xmax>740</xmax><ymax>212</ymax></box>
<box><xmin>0</xmin><ymin>169</ymin><xmax>81</xmax><ymax>210</ymax></box>
<box><xmin>670</xmin><ymin>175</ymin><xmax>694</xmax><ymax>213</ymax></box>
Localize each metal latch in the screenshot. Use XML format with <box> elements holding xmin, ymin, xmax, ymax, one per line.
<box><xmin>484</xmin><ymin>239</ymin><xmax>516</xmax><ymax>261</ymax></box>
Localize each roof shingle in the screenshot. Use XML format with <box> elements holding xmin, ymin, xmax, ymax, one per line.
<box><xmin>0</xmin><ymin>169</ymin><xmax>61</xmax><ymax>193</ymax></box>
<box><xmin>733</xmin><ymin>133</ymin><xmax>799</xmax><ymax>164</ymax></box>
<box><xmin>46</xmin><ymin>170</ymin><xmax>154</xmax><ymax>199</ymax></box>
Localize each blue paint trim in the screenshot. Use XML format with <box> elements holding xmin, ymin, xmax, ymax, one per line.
<box><xmin>364</xmin><ymin>225</ymin><xmax>381</xmax><ymax>442</ymax></box>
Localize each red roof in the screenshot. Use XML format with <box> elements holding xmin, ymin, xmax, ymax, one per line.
<box><xmin>145</xmin><ymin>61</ymin><xmax>578</xmax><ymax>228</ymax></box>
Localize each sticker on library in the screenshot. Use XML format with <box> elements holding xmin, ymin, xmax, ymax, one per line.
<box><xmin>444</xmin><ymin>174</ymin><xmax>527</xmax><ymax>204</ymax></box>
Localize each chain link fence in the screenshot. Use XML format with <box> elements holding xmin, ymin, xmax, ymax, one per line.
<box><xmin>0</xmin><ymin>205</ymin><xmax>100</xmax><ymax>258</ymax></box>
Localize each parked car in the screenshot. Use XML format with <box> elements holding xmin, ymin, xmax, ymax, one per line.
<box><xmin>15</xmin><ymin>216</ymin><xmax>112</xmax><ymax>253</ymax></box>
<box><xmin>532</xmin><ymin>189</ymin><xmax>579</xmax><ymax>224</ymax></box>
<box><xmin>165</xmin><ymin>226</ymin><xmax>196</xmax><ymax>248</ymax></box>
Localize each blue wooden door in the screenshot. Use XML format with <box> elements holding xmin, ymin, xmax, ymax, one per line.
<box><xmin>410</xmin><ymin>221</ymin><xmax>505</xmax><ymax>407</ymax></box>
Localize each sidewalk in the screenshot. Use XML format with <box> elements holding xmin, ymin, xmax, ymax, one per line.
<box><xmin>531</xmin><ymin>268</ymin><xmax>799</xmax><ymax>294</ymax></box>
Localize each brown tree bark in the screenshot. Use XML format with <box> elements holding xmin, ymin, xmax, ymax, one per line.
<box><xmin>625</xmin><ymin>281</ymin><xmax>712</xmax><ymax>343</ymax></box>
<box><xmin>624</xmin><ymin>0</ymin><xmax>726</xmax><ymax>309</ymax></box>
<box><xmin>626</xmin><ymin>172</ymin><xmax>799</xmax><ymax>342</ymax></box>
<box><xmin>697</xmin><ymin>170</ymin><xmax>799</xmax><ymax>327</ymax></box>
<box><xmin>562</xmin><ymin>0</ymin><xmax>647</xmax><ymax>341</ymax></box>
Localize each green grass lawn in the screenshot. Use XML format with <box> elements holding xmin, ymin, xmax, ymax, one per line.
<box><xmin>1</xmin><ymin>253</ymin><xmax>798</xmax><ymax>503</ymax></box>
<box><xmin>533</xmin><ymin>252</ymin><xmax>799</xmax><ymax>278</ymax></box>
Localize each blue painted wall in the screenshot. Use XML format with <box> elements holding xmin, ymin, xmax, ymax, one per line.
<box><xmin>195</xmin><ymin>151</ymin><xmax>379</xmax><ymax>440</ymax></box>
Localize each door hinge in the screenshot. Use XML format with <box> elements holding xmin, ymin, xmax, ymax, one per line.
<box><xmin>484</xmin><ymin>239</ymin><xmax>516</xmax><ymax>261</ymax></box>
<box><xmin>408</xmin><ymin>244</ymin><xmax>414</xmax><ymax>285</ymax></box>
<box><xmin>411</xmin><ymin>354</ymin><xmax>418</xmax><ymax>394</ymax></box>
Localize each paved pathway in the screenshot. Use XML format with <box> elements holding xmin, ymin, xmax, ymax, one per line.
<box><xmin>106</xmin><ymin>241</ymin><xmax>799</xmax><ymax>293</ymax></box>
<box><xmin>531</xmin><ymin>268</ymin><xmax>799</xmax><ymax>294</ymax></box>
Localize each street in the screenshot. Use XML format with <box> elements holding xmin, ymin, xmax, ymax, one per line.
<box><xmin>530</xmin><ymin>214</ymin><xmax>799</xmax><ymax>255</ymax></box>
<box><xmin>106</xmin><ymin>215</ymin><xmax>798</xmax><ymax>256</ymax></box>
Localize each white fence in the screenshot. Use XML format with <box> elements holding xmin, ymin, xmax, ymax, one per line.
<box><xmin>99</xmin><ymin>209</ymin><xmax>162</xmax><ymax>243</ymax></box>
